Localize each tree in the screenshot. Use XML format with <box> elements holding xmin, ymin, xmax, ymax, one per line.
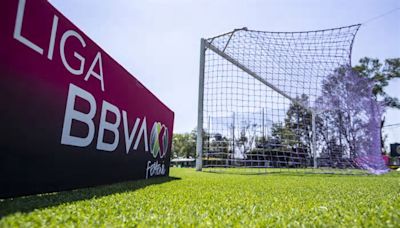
<box><xmin>353</xmin><ymin>58</ymin><xmax>400</xmax><ymax>108</ymax></box>
<box><xmin>270</xmin><ymin>95</ymin><xmax>314</xmax><ymax>154</ymax></box>
<box><xmin>172</xmin><ymin>131</ymin><xmax>196</xmax><ymax>158</ymax></box>
<box><xmin>353</xmin><ymin>57</ymin><xmax>400</xmax><ymax>150</ymax></box>
<box><xmin>267</xmin><ymin>97</ymin><xmax>314</xmax><ymax>168</ymax></box>
<box><xmin>284</xmin><ymin>94</ymin><xmax>313</xmax><ymax>150</ymax></box>
<box><xmin>271</xmin><ymin>123</ymin><xmax>296</xmax><ymax>147</ymax></box>
<box><xmin>316</xmin><ymin>66</ymin><xmax>381</xmax><ymax>159</ymax></box>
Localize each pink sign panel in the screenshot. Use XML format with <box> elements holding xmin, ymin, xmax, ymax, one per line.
<box><xmin>0</xmin><ymin>0</ymin><xmax>174</xmax><ymax>198</ymax></box>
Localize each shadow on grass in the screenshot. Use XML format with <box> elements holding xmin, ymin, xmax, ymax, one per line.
<box><xmin>0</xmin><ymin>176</ymin><xmax>180</xmax><ymax>218</ymax></box>
<box><xmin>202</xmin><ymin>169</ymin><xmax>369</xmax><ymax>177</ymax></box>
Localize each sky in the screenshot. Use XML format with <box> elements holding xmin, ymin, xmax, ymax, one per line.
<box><xmin>49</xmin><ymin>0</ymin><xmax>400</xmax><ymax>148</ymax></box>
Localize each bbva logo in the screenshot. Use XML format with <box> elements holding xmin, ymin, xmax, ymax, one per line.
<box><xmin>60</xmin><ymin>84</ymin><xmax>170</xmax><ymax>157</ymax></box>
<box><xmin>149</xmin><ymin>122</ymin><xmax>168</xmax><ymax>158</ymax></box>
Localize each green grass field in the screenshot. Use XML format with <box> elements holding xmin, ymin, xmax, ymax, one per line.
<box><xmin>1</xmin><ymin>168</ymin><xmax>399</xmax><ymax>227</ymax></box>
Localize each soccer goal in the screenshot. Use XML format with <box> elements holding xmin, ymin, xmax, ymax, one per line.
<box><xmin>196</xmin><ymin>25</ymin><xmax>389</xmax><ymax>175</ymax></box>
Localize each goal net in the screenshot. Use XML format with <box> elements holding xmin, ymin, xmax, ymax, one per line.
<box><xmin>196</xmin><ymin>25</ymin><xmax>389</xmax><ymax>174</ymax></box>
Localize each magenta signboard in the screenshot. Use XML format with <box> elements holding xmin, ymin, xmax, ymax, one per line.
<box><xmin>0</xmin><ymin>0</ymin><xmax>174</xmax><ymax>198</ymax></box>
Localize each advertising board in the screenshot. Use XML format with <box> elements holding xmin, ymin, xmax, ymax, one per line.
<box><xmin>0</xmin><ymin>0</ymin><xmax>174</xmax><ymax>198</ymax></box>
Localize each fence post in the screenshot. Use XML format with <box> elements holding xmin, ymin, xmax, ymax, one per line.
<box><xmin>312</xmin><ymin>111</ymin><xmax>317</xmax><ymax>168</ymax></box>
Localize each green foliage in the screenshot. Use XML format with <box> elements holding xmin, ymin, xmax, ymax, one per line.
<box><xmin>1</xmin><ymin>169</ymin><xmax>399</xmax><ymax>227</ymax></box>
<box><xmin>353</xmin><ymin>57</ymin><xmax>400</xmax><ymax>150</ymax></box>
<box><xmin>284</xmin><ymin>94</ymin><xmax>313</xmax><ymax>148</ymax></box>
<box><xmin>172</xmin><ymin>131</ymin><xmax>196</xmax><ymax>158</ymax></box>
<box><xmin>270</xmin><ymin>94</ymin><xmax>312</xmax><ymax>152</ymax></box>
<box><xmin>271</xmin><ymin>122</ymin><xmax>297</xmax><ymax>146</ymax></box>
<box><xmin>353</xmin><ymin>57</ymin><xmax>400</xmax><ymax>109</ymax></box>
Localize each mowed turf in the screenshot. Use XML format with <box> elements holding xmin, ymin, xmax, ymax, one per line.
<box><xmin>1</xmin><ymin>168</ymin><xmax>399</xmax><ymax>227</ymax></box>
